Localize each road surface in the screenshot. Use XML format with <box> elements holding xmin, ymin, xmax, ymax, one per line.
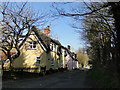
<box><xmin>2</xmin><ymin>70</ymin><xmax>92</xmax><ymax>88</ymax></box>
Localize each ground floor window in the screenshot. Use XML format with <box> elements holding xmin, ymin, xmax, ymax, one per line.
<box><xmin>51</xmin><ymin>58</ymin><xmax>54</xmax><ymax>66</ymax></box>
<box><xmin>36</xmin><ymin>56</ymin><xmax>41</xmax><ymax>65</ymax></box>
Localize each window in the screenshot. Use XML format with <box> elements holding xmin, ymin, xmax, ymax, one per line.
<box><xmin>28</xmin><ymin>41</ymin><xmax>37</xmax><ymax>49</ymax></box>
<box><xmin>56</xmin><ymin>45</ymin><xmax>58</xmax><ymax>52</ymax></box>
<box><xmin>51</xmin><ymin>58</ymin><xmax>54</xmax><ymax>66</ymax></box>
<box><xmin>50</xmin><ymin>43</ymin><xmax>53</xmax><ymax>51</ymax></box>
<box><xmin>50</xmin><ymin>43</ymin><xmax>57</xmax><ymax>52</ymax></box>
<box><xmin>62</xmin><ymin>49</ymin><xmax>64</xmax><ymax>55</ymax></box>
<box><xmin>64</xmin><ymin>50</ymin><xmax>67</xmax><ymax>57</ymax></box>
<box><xmin>58</xmin><ymin>46</ymin><xmax>61</xmax><ymax>54</ymax></box>
<box><xmin>53</xmin><ymin>44</ymin><xmax>56</xmax><ymax>52</ymax></box>
<box><xmin>36</xmin><ymin>56</ymin><xmax>40</xmax><ymax>65</ymax></box>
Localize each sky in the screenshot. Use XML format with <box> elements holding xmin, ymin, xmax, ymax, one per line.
<box><xmin>0</xmin><ymin>2</ymin><xmax>86</xmax><ymax>52</ymax></box>
<box><xmin>28</xmin><ymin>2</ymin><xmax>86</xmax><ymax>52</ymax></box>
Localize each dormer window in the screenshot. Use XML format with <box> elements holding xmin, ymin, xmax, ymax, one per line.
<box><xmin>64</xmin><ymin>50</ymin><xmax>67</xmax><ymax>57</ymax></box>
<box><xmin>56</xmin><ymin>45</ymin><xmax>58</xmax><ymax>52</ymax></box>
<box><xmin>53</xmin><ymin>44</ymin><xmax>56</xmax><ymax>52</ymax></box>
<box><xmin>28</xmin><ymin>41</ymin><xmax>37</xmax><ymax>49</ymax></box>
<box><xmin>62</xmin><ymin>49</ymin><xmax>65</xmax><ymax>55</ymax></box>
<box><xmin>50</xmin><ymin>43</ymin><xmax>53</xmax><ymax>51</ymax></box>
<box><xmin>50</xmin><ymin>42</ymin><xmax>59</xmax><ymax>53</ymax></box>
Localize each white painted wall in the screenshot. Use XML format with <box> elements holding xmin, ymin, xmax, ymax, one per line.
<box><xmin>65</xmin><ymin>55</ymin><xmax>73</xmax><ymax>70</ymax></box>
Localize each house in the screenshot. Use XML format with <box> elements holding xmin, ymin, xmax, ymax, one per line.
<box><xmin>72</xmin><ymin>53</ymin><xmax>79</xmax><ymax>70</ymax></box>
<box><xmin>61</xmin><ymin>45</ymin><xmax>79</xmax><ymax>70</ymax></box>
<box><xmin>61</xmin><ymin>45</ymin><xmax>74</xmax><ymax>70</ymax></box>
<box><xmin>64</xmin><ymin>45</ymin><xmax>74</xmax><ymax>70</ymax></box>
<box><xmin>3</xmin><ymin>26</ymin><xmax>66</xmax><ymax>73</ymax></box>
<box><xmin>3</xmin><ymin>26</ymin><xmax>78</xmax><ymax>73</ymax></box>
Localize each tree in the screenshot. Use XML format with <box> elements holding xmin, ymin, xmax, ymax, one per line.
<box><xmin>0</xmin><ymin>2</ymin><xmax>48</xmax><ymax>70</ymax></box>
<box><xmin>52</xmin><ymin>2</ymin><xmax>120</xmax><ymax>71</ymax></box>
<box><xmin>52</xmin><ymin>2</ymin><xmax>120</xmax><ymax>86</ymax></box>
<box><xmin>76</xmin><ymin>48</ymin><xmax>89</xmax><ymax>68</ymax></box>
<box><xmin>108</xmin><ymin>2</ymin><xmax>120</xmax><ymax>74</ymax></box>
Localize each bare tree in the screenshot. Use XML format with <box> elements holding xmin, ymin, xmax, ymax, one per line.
<box><xmin>52</xmin><ymin>2</ymin><xmax>120</xmax><ymax>63</ymax></box>
<box><xmin>0</xmin><ymin>2</ymin><xmax>48</xmax><ymax>70</ymax></box>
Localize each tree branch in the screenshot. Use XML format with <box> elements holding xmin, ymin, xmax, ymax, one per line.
<box><xmin>60</xmin><ymin>3</ymin><xmax>109</xmax><ymax>17</ymax></box>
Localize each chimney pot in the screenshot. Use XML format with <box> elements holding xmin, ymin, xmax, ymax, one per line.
<box><xmin>44</xmin><ymin>26</ymin><xmax>50</xmax><ymax>37</ymax></box>
<box><xmin>46</xmin><ymin>26</ymin><xmax>50</xmax><ymax>29</ymax></box>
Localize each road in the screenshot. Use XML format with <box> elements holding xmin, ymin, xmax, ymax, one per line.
<box><xmin>2</xmin><ymin>70</ymin><xmax>92</xmax><ymax>88</ymax></box>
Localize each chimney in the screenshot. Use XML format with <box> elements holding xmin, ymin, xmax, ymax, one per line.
<box><xmin>67</xmin><ymin>45</ymin><xmax>70</xmax><ymax>51</ymax></box>
<box><xmin>44</xmin><ymin>26</ymin><xmax>50</xmax><ymax>37</ymax></box>
<box><xmin>75</xmin><ymin>54</ymin><xmax>77</xmax><ymax>59</ymax></box>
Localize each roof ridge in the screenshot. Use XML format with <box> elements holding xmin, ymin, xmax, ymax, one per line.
<box><xmin>32</xmin><ymin>26</ymin><xmax>61</xmax><ymax>45</ymax></box>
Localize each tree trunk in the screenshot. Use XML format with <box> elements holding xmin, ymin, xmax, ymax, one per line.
<box><xmin>7</xmin><ymin>50</ymin><xmax>13</xmax><ymax>71</ymax></box>
<box><xmin>110</xmin><ymin>2</ymin><xmax>120</xmax><ymax>74</ymax></box>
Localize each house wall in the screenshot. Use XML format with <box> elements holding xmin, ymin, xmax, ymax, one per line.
<box><xmin>3</xmin><ymin>34</ymin><xmax>70</xmax><ymax>73</ymax></box>
<box><xmin>57</xmin><ymin>54</ymin><xmax>62</xmax><ymax>69</ymax></box>
<box><xmin>46</xmin><ymin>51</ymin><xmax>61</xmax><ymax>71</ymax></box>
<box><xmin>62</xmin><ymin>55</ymin><xmax>67</xmax><ymax>68</ymax></box>
<box><xmin>4</xmin><ymin>34</ymin><xmax>47</xmax><ymax>73</ymax></box>
<box><xmin>61</xmin><ymin>54</ymin><xmax>64</xmax><ymax>68</ymax></box>
<box><xmin>61</xmin><ymin>49</ymin><xmax>66</xmax><ymax>68</ymax></box>
<box><xmin>66</xmin><ymin>54</ymin><xmax>73</xmax><ymax>70</ymax></box>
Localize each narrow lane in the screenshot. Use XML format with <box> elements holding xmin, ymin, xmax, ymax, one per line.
<box><xmin>2</xmin><ymin>70</ymin><xmax>92</xmax><ymax>88</ymax></box>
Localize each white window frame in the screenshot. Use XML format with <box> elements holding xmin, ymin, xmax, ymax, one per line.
<box><xmin>53</xmin><ymin>44</ymin><xmax>56</xmax><ymax>52</ymax></box>
<box><xmin>28</xmin><ymin>41</ymin><xmax>37</xmax><ymax>49</ymax></box>
<box><xmin>50</xmin><ymin>42</ymin><xmax>57</xmax><ymax>52</ymax></box>
<box><xmin>62</xmin><ymin>49</ymin><xmax>64</xmax><ymax>55</ymax></box>
<box><xmin>50</xmin><ymin>42</ymin><xmax>53</xmax><ymax>51</ymax></box>
<box><xmin>56</xmin><ymin>45</ymin><xmax>58</xmax><ymax>52</ymax></box>
<box><xmin>35</xmin><ymin>56</ymin><xmax>41</xmax><ymax>65</ymax></box>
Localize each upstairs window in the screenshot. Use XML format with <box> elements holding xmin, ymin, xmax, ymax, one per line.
<box><xmin>53</xmin><ymin>44</ymin><xmax>56</xmax><ymax>52</ymax></box>
<box><xmin>64</xmin><ymin>50</ymin><xmax>67</xmax><ymax>57</ymax></box>
<box><xmin>28</xmin><ymin>41</ymin><xmax>37</xmax><ymax>49</ymax></box>
<box><xmin>56</xmin><ymin>45</ymin><xmax>58</xmax><ymax>52</ymax></box>
<box><xmin>50</xmin><ymin>42</ymin><xmax>57</xmax><ymax>52</ymax></box>
<box><xmin>62</xmin><ymin>49</ymin><xmax>65</xmax><ymax>55</ymax></box>
<box><xmin>36</xmin><ymin>56</ymin><xmax>40</xmax><ymax>65</ymax></box>
<box><xmin>50</xmin><ymin>43</ymin><xmax>53</xmax><ymax>51</ymax></box>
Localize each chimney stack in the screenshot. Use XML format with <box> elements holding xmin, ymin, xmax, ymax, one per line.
<box><xmin>67</xmin><ymin>45</ymin><xmax>70</xmax><ymax>51</ymax></box>
<box><xmin>44</xmin><ymin>26</ymin><xmax>50</xmax><ymax>37</ymax></box>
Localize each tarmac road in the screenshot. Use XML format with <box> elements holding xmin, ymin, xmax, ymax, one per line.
<box><xmin>2</xmin><ymin>70</ymin><xmax>92</xmax><ymax>88</ymax></box>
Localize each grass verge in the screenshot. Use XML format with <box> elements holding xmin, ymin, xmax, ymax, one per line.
<box><xmin>87</xmin><ymin>67</ymin><xmax>120</xmax><ymax>88</ymax></box>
